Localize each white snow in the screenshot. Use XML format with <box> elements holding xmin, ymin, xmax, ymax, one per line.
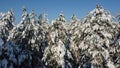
<box><xmin>0</xmin><ymin>4</ymin><xmax>120</xmax><ymax>68</ymax></box>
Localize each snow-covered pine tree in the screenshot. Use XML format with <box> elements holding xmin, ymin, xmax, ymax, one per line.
<box><xmin>67</xmin><ymin>14</ymin><xmax>83</xmax><ymax>67</ymax></box>
<box><xmin>0</xmin><ymin>9</ymin><xmax>22</xmax><ymax>68</ymax></box>
<box><xmin>42</xmin><ymin>12</ymin><xmax>73</xmax><ymax>68</ymax></box>
<box><xmin>0</xmin><ymin>9</ymin><xmax>14</xmax><ymax>45</ymax></box>
<box><xmin>8</xmin><ymin>7</ymin><xmax>46</xmax><ymax>67</ymax></box>
<box><xmin>69</xmin><ymin>4</ymin><xmax>117</xmax><ymax>68</ymax></box>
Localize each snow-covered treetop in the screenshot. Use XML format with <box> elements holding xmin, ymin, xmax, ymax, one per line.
<box><xmin>0</xmin><ymin>9</ymin><xmax>14</xmax><ymax>23</ymax></box>
<box><xmin>29</xmin><ymin>10</ymin><xmax>35</xmax><ymax>19</ymax></box>
<box><xmin>71</xmin><ymin>14</ymin><xmax>77</xmax><ymax>21</ymax></box>
<box><xmin>0</xmin><ymin>9</ymin><xmax>14</xmax><ymax>32</ymax></box>
<box><xmin>85</xmin><ymin>4</ymin><xmax>113</xmax><ymax>23</ymax></box>
<box><xmin>58</xmin><ymin>11</ymin><xmax>66</xmax><ymax>22</ymax></box>
<box><xmin>43</xmin><ymin>13</ymin><xmax>49</xmax><ymax>23</ymax></box>
<box><xmin>21</xmin><ymin>6</ymin><xmax>29</xmax><ymax>23</ymax></box>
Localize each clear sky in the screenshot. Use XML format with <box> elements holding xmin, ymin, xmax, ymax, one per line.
<box><xmin>0</xmin><ymin>0</ymin><xmax>120</xmax><ymax>23</ymax></box>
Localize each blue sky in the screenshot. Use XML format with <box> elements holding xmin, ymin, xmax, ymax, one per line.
<box><xmin>0</xmin><ymin>0</ymin><xmax>120</xmax><ymax>23</ymax></box>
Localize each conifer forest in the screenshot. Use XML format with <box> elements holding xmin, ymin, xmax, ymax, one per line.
<box><xmin>0</xmin><ymin>5</ymin><xmax>120</xmax><ymax>68</ymax></box>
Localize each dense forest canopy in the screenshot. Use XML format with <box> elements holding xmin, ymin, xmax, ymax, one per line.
<box><xmin>0</xmin><ymin>5</ymin><xmax>120</xmax><ymax>68</ymax></box>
